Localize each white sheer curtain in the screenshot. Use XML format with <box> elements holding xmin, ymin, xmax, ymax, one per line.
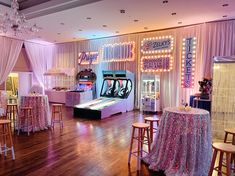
<box><xmin>137</xmin><ymin>24</ymin><xmax>206</xmax><ymax>108</ymax></box>
<box><xmin>24</xmin><ymin>42</ymin><xmax>54</xmax><ymax>92</ymax></box>
<box><xmin>48</xmin><ymin>42</ymin><xmax>76</xmax><ymax>90</ymax></box>
<box><xmin>0</xmin><ymin>36</ymin><xmax>23</xmax><ymax>85</ymax></box>
<box><xmin>52</xmin><ymin>42</ymin><xmax>76</xmax><ymax>68</ymax></box>
<box><xmin>75</xmin><ymin>26</ymin><xmax>206</xmax><ymax>109</ymax></box>
<box><xmin>49</xmin><ymin>19</ymin><xmax>235</xmax><ymax>109</ymax></box>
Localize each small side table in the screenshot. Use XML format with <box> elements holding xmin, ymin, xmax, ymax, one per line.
<box><xmin>193</xmin><ymin>98</ymin><xmax>211</xmax><ymax>113</ymax></box>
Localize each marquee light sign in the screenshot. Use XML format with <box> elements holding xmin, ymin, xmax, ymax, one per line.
<box><xmin>181</xmin><ymin>37</ymin><xmax>197</xmax><ymax>88</ymax></box>
<box><xmin>141</xmin><ymin>55</ymin><xmax>173</xmax><ymax>72</ymax></box>
<box><xmin>102</xmin><ymin>42</ymin><xmax>135</xmax><ymax>62</ymax></box>
<box><xmin>78</xmin><ymin>52</ymin><xmax>99</xmax><ymax>65</ymax></box>
<box><xmin>141</xmin><ymin>36</ymin><xmax>174</xmax><ymax>54</ymax></box>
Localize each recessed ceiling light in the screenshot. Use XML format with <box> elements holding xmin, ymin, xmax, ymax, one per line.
<box><xmin>144</xmin><ymin>27</ymin><xmax>148</xmax><ymax>30</ymax></box>
<box><xmin>223</xmin><ymin>15</ymin><xmax>228</xmax><ymax>18</ymax></box>
<box><xmin>102</xmin><ymin>25</ymin><xmax>107</xmax><ymax>27</ymax></box>
<box><xmin>60</xmin><ymin>22</ymin><xmax>64</xmax><ymax>25</ymax></box>
<box><xmin>178</xmin><ymin>21</ymin><xmax>182</xmax><ymax>24</ymax></box>
<box><xmin>78</xmin><ymin>29</ymin><xmax>83</xmax><ymax>31</ymax></box>
<box><xmin>115</xmin><ymin>31</ymin><xmax>119</xmax><ymax>33</ymax></box>
<box><xmin>171</xmin><ymin>12</ymin><xmax>176</xmax><ymax>15</ymax></box>
<box><xmin>133</xmin><ymin>19</ymin><xmax>139</xmax><ymax>22</ymax></box>
<box><xmin>120</xmin><ymin>9</ymin><xmax>125</xmax><ymax>13</ymax></box>
<box><xmin>57</xmin><ymin>33</ymin><xmax>61</xmax><ymax>35</ymax></box>
<box><xmin>86</xmin><ymin>17</ymin><xmax>92</xmax><ymax>20</ymax></box>
<box><xmin>222</xmin><ymin>4</ymin><xmax>229</xmax><ymax>7</ymax></box>
<box><xmin>163</xmin><ymin>0</ymin><xmax>168</xmax><ymax>3</ymax></box>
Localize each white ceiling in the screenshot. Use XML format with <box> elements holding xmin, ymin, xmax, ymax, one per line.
<box><xmin>1</xmin><ymin>0</ymin><xmax>235</xmax><ymax>44</ymax></box>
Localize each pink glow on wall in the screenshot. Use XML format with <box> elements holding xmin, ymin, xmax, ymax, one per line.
<box><xmin>13</xmin><ymin>48</ymin><xmax>32</xmax><ymax>72</ymax></box>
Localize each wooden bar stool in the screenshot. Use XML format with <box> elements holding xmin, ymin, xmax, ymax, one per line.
<box><xmin>0</xmin><ymin>120</ymin><xmax>15</xmax><ymax>160</ymax></box>
<box><xmin>144</xmin><ymin>117</ymin><xmax>160</xmax><ymax>143</ymax></box>
<box><xmin>18</xmin><ymin>107</ymin><xmax>34</xmax><ymax>136</ymax></box>
<box><xmin>128</xmin><ymin>122</ymin><xmax>151</xmax><ymax>171</ymax></box>
<box><xmin>209</xmin><ymin>143</ymin><xmax>235</xmax><ymax>176</ymax></box>
<box><xmin>51</xmin><ymin>104</ymin><xmax>63</xmax><ymax>129</ymax></box>
<box><xmin>224</xmin><ymin>128</ymin><xmax>235</xmax><ymax>144</ymax></box>
<box><xmin>6</xmin><ymin>104</ymin><xmax>18</xmax><ymax>129</ymax></box>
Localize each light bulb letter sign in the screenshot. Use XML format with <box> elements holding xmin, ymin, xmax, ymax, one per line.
<box><xmin>181</xmin><ymin>37</ymin><xmax>196</xmax><ymax>88</ymax></box>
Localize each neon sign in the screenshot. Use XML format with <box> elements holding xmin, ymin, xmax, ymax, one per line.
<box><xmin>181</xmin><ymin>37</ymin><xmax>196</xmax><ymax>88</ymax></box>
<box><xmin>102</xmin><ymin>42</ymin><xmax>135</xmax><ymax>62</ymax></box>
<box><xmin>141</xmin><ymin>36</ymin><xmax>174</xmax><ymax>54</ymax></box>
<box><xmin>78</xmin><ymin>52</ymin><xmax>99</xmax><ymax>65</ymax></box>
<box><xmin>141</xmin><ymin>55</ymin><xmax>173</xmax><ymax>72</ymax></box>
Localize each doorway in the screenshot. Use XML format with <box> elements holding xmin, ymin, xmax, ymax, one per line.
<box><xmin>6</xmin><ymin>73</ymin><xmax>18</xmax><ymax>103</ymax></box>
<box><xmin>6</xmin><ymin>72</ymin><xmax>32</xmax><ymax>103</ymax></box>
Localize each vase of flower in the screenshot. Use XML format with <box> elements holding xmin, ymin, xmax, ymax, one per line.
<box><xmin>198</xmin><ymin>78</ymin><xmax>212</xmax><ymax>100</ymax></box>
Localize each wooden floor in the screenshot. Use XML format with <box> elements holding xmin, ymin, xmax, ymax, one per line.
<box><xmin>0</xmin><ymin>107</ymin><xmax>165</xmax><ymax>176</ymax></box>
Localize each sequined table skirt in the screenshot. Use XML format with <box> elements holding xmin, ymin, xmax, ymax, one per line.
<box><xmin>143</xmin><ymin>107</ymin><xmax>212</xmax><ymax>176</ymax></box>
<box><xmin>19</xmin><ymin>95</ymin><xmax>51</xmax><ymax>131</ymax></box>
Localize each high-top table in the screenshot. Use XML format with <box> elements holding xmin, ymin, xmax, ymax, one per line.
<box><xmin>19</xmin><ymin>95</ymin><xmax>51</xmax><ymax>131</ymax></box>
<box><xmin>143</xmin><ymin>107</ymin><xmax>212</xmax><ymax>176</ymax></box>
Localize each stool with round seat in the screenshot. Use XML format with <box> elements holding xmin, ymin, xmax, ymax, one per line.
<box><xmin>17</xmin><ymin>107</ymin><xmax>34</xmax><ymax>136</ymax></box>
<box><xmin>128</xmin><ymin>122</ymin><xmax>151</xmax><ymax>171</ymax></box>
<box><xmin>223</xmin><ymin>128</ymin><xmax>235</xmax><ymax>173</ymax></box>
<box><xmin>0</xmin><ymin>119</ymin><xmax>15</xmax><ymax>160</ymax></box>
<box><xmin>51</xmin><ymin>104</ymin><xmax>63</xmax><ymax>129</ymax></box>
<box><xmin>224</xmin><ymin>128</ymin><xmax>235</xmax><ymax>144</ymax></box>
<box><xmin>144</xmin><ymin>117</ymin><xmax>160</xmax><ymax>143</ymax></box>
<box><xmin>209</xmin><ymin>143</ymin><xmax>235</xmax><ymax>176</ymax></box>
<box><xmin>6</xmin><ymin>103</ymin><xmax>18</xmax><ymax>129</ymax></box>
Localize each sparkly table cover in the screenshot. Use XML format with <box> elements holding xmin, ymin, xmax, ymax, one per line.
<box><xmin>20</xmin><ymin>95</ymin><xmax>51</xmax><ymax>131</ymax></box>
<box><xmin>0</xmin><ymin>108</ymin><xmax>4</xmax><ymax>117</ymax></box>
<box><xmin>0</xmin><ymin>91</ymin><xmax>7</xmax><ymax>117</ymax></box>
<box><xmin>0</xmin><ymin>91</ymin><xmax>7</xmax><ymax>110</ymax></box>
<box><xmin>144</xmin><ymin>107</ymin><xmax>212</xmax><ymax>176</ymax></box>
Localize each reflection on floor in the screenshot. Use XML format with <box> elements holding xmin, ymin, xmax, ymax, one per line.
<box><xmin>0</xmin><ymin>106</ymin><xmax>226</xmax><ymax>176</ymax></box>
<box><xmin>0</xmin><ymin>107</ymin><xmax>164</xmax><ymax>176</ymax></box>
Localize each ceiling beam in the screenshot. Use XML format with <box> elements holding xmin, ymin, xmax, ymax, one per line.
<box><xmin>21</xmin><ymin>0</ymin><xmax>103</xmax><ymax>19</ymax></box>
<box><xmin>18</xmin><ymin>0</ymin><xmax>51</xmax><ymax>10</ymax></box>
<box><xmin>0</xmin><ymin>0</ymin><xmax>11</xmax><ymax>7</ymax></box>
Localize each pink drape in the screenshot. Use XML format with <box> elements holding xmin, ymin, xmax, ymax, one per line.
<box><xmin>203</xmin><ymin>20</ymin><xmax>235</xmax><ymax>78</ymax></box>
<box><xmin>24</xmin><ymin>42</ymin><xmax>54</xmax><ymax>93</ymax></box>
<box><xmin>0</xmin><ymin>36</ymin><xmax>23</xmax><ymax>85</ymax></box>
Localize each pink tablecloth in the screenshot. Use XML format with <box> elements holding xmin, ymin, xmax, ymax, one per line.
<box><xmin>143</xmin><ymin>107</ymin><xmax>212</xmax><ymax>176</ymax></box>
<box><xmin>20</xmin><ymin>95</ymin><xmax>51</xmax><ymax>131</ymax></box>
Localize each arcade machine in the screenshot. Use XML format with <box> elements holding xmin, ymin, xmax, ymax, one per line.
<box><xmin>141</xmin><ymin>74</ymin><xmax>161</xmax><ymax>113</ymax></box>
<box><xmin>65</xmin><ymin>69</ymin><xmax>96</xmax><ymax>107</ymax></box>
<box><xmin>74</xmin><ymin>70</ymin><xmax>134</xmax><ymax>119</ymax></box>
<box><xmin>75</xmin><ymin>69</ymin><xmax>96</xmax><ymax>92</ymax></box>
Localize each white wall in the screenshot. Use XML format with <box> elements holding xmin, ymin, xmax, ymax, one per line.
<box><xmin>18</xmin><ymin>72</ymin><xmax>32</xmax><ymax>96</ymax></box>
